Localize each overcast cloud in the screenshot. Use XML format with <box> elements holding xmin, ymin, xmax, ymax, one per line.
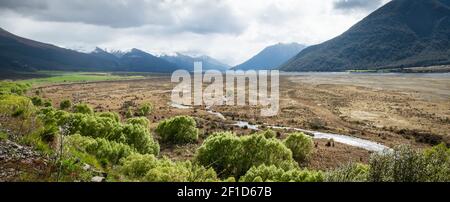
<box><xmin>334</xmin><ymin>0</ymin><xmax>384</xmax><ymax>12</ymax></box>
<box><xmin>0</xmin><ymin>0</ymin><xmax>390</xmax><ymax>65</ymax></box>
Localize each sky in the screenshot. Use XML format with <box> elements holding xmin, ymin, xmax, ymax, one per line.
<box><xmin>0</xmin><ymin>0</ymin><xmax>390</xmax><ymax>66</ymax></box>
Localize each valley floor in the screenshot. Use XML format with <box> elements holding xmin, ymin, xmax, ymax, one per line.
<box><xmin>32</xmin><ymin>73</ymin><xmax>450</xmax><ymax>171</ymax></box>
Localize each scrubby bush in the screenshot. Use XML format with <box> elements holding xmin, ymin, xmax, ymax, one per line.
<box><xmin>38</xmin><ymin>125</ymin><xmax>58</xmax><ymax>143</ymax></box>
<box><xmin>0</xmin><ymin>95</ymin><xmax>37</xmax><ymax>136</ymax></box>
<box><xmin>156</xmin><ymin>116</ymin><xmax>198</xmax><ymax>144</ymax></box>
<box><xmin>73</xmin><ymin>103</ymin><xmax>94</xmax><ymax>114</ymax></box>
<box><xmin>259</xmin><ymin>129</ymin><xmax>277</xmax><ymax>139</ymax></box>
<box><xmin>65</xmin><ymin>134</ymin><xmax>135</xmax><ymax>165</ymax></box>
<box><xmin>43</xmin><ymin>99</ymin><xmax>52</xmax><ymax>107</ymax></box>
<box><xmin>119</xmin><ymin>153</ymin><xmax>218</xmax><ymax>182</ymax></box>
<box><xmin>136</xmin><ymin>103</ymin><xmax>153</xmax><ymax>116</ymax></box>
<box><xmin>0</xmin><ymin>82</ymin><xmax>30</xmax><ymax>96</ymax></box>
<box><xmin>60</xmin><ymin>113</ymin><xmax>159</xmax><ymax>155</ymax></box>
<box><xmin>283</xmin><ymin>132</ymin><xmax>314</xmax><ymax>162</ymax></box>
<box><xmin>239</xmin><ymin>164</ymin><xmax>324</xmax><ymax>182</ymax></box>
<box><xmin>97</xmin><ymin>112</ymin><xmax>120</xmax><ymax>122</ymax></box>
<box><xmin>122</xmin><ymin>124</ymin><xmax>159</xmax><ymax>155</ymax></box>
<box><xmin>422</xmin><ymin>143</ymin><xmax>450</xmax><ymax>182</ymax></box>
<box><xmin>368</xmin><ymin>145</ymin><xmax>427</xmax><ymax>182</ymax></box>
<box><xmin>195</xmin><ymin>132</ymin><xmax>296</xmax><ymax>178</ymax></box>
<box><xmin>60</xmin><ymin>100</ymin><xmax>72</xmax><ymax>110</ymax></box>
<box><xmin>0</xmin><ymin>131</ymin><xmax>8</xmax><ymax>141</ymax></box>
<box><xmin>326</xmin><ymin>163</ymin><xmax>369</xmax><ymax>182</ymax></box>
<box><xmin>127</xmin><ymin>117</ymin><xmax>150</xmax><ymax>128</ymax></box>
<box><xmin>0</xmin><ymin>95</ymin><xmax>34</xmax><ymax>118</ymax></box>
<box><xmin>31</xmin><ymin>97</ymin><xmax>44</xmax><ymax>106</ymax></box>
<box><xmin>125</xmin><ymin>107</ymin><xmax>134</xmax><ymax>118</ymax></box>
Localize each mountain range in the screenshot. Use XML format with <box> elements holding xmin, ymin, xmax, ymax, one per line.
<box><xmin>234</xmin><ymin>43</ymin><xmax>306</xmax><ymax>70</ymax></box>
<box><xmin>1</xmin><ymin>0</ymin><xmax>450</xmax><ymax>74</ymax></box>
<box><xmin>281</xmin><ymin>0</ymin><xmax>450</xmax><ymax>72</ymax></box>
<box><xmin>0</xmin><ymin>28</ymin><xmax>228</xmax><ymax>73</ymax></box>
<box><xmin>161</xmin><ymin>53</ymin><xmax>230</xmax><ymax>71</ymax></box>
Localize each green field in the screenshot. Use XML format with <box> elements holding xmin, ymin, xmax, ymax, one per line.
<box><xmin>17</xmin><ymin>71</ymin><xmax>144</xmax><ymax>85</ymax></box>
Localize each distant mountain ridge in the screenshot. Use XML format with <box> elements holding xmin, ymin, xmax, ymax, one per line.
<box><xmin>0</xmin><ymin>28</ymin><xmax>119</xmax><ymax>72</ymax></box>
<box><xmin>234</xmin><ymin>43</ymin><xmax>306</xmax><ymax>70</ymax></box>
<box><xmin>281</xmin><ymin>0</ymin><xmax>450</xmax><ymax>72</ymax></box>
<box><xmin>161</xmin><ymin>53</ymin><xmax>230</xmax><ymax>71</ymax></box>
<box><xmin>0</xmin><ymin>28</ymin><xmax>225</xmax><ymax>73</ymax></box>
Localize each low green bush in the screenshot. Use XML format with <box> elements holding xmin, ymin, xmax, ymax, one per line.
<box><xmin>38</xmin><ymin>125</ymin><xmax>58</xmax><ymax>143</ymax></box>
<box><xmin>0</xmin><ymin>131</ymin><xmax>8</xmax><ymax>141</ymax></box>
<box><xmin>65</xmin><ymin>134</ymin><xmax>135</xmax><ymax>165</ymax></box>
<box><xmin>60</xmin><ymin>100</ymin><xmax>72</xmax><ymax>110</ymax></box>
<box><xmin>0</xmin><ymin>82</ymin><xmax>30</xmax><ymax>96</ymax></box>
<box><xmin>258</xmin><ymin>129</ymin><xmax>277</xmax><ymax>139</ymax></box>
<box><xmin>422</xmin><ymin>143</ymin><xmax>450</xmax><ymax>182</ymax></box>
<box><xmin>126</xmin><ymin>117</ymin><xmax>150</xmax><ymax>128</ymax></box>
<box><xmin>97</xmin><ymin>112</ymin><xmax>120</xmax><ymax>122</ymax></box>
<box><xmin>239</xmin><ymin>164</ymin><xmax>324</xmax><ymax>182</ymax></box>
<box><xmin>136</xmin><ymin>103</ymin><xmax>153</xmax><ymax>116</ymax></box>
<box><xmin>283</xmin><ymin>132</ymin><xmax>313</xmax><ymax>162</ymax></box>
<box><xmin>119</xmin><ymin>153</ymin><xmax>218</xmax><ymax>182</ymax></box>
<box><xmin>325</xmin><ymin>163</ymin><xmax>369</xmax><ymax>182</ymax></box>
<box><xmin>43</xmin><ymin>99</ymin><xmax>52</xmax><ymax>107</ymax></box>
<box><xmin>195</xmin><ymin>132</ymin><xmax>296</xmax><ymax>178</ymax></box>
<box><xmin>59</xmin><ymin>113</ymin><xmax>159</xmax><ymax>155</ymax></box>
<box><xmin>31</xmin><ymin>97</ymin><xmax>44</xmax><ymax>106</ymax></box>
<box><xmin>366</xmin><ymin>145</ymin><xmax>450</xmax><ymax>182</ymax></box>
<box><xmin>73</xmin><ymin>103</ymin><xmax>94</xmax><ymax>114</ymax></box>
<box><xmin>125</xmin><ymin>107</ymin><xmax>134</xmax><ymax>118</ymax></box>
<box><xmin>156</xmin><ymin>116</ymin><xmax>198</xmax><ymax>144</ymax></box>
<box><xmin>121</xmin><ymin>124</ymin><xmax>159</xmax><ymax>155</ymax></box>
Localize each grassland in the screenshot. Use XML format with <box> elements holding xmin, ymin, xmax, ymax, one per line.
<box><xmin>14</xmin><ymin>71</ymin><xmax>144</xmax><ymax>85</ymax></box>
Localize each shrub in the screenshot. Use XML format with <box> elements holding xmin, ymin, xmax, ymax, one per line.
<box><xmin>60</xmin><ymin>100</ymin><xmax>72</xmax><ymax>110</ymax></box>
<box><xmin>283</xmin><ymin>132</ymin><xmax>313</xmax><ymax>162</ymax></box>
<box><xmin>239</xmin><ymin>164</ymin><xmax>324</xmax><ymax>182</ymax></box>
<box><xmin>73</xmin><ymin>103</ymin><xmax>94</xmax><ymax>114</ymax></box>
<box><xmin>368</xmin><ymin>145</ymin><xmax>427</xmax><ymax>182</ymax></box>
<box><xmin>195</xmin><ymin>132</ymin><xmax>296</xmax><ymax>178</ymax></box>
<box><xmin>326</xmin><ymin>163</ymin><xmax>369</xmax><ymax>182</ymax></box>
<box><xmin>125</xmin><ymin>107</ymin><xmax>134</xmax><ymax>118</ymax></box>
<box><xmin>136</xmin><ymin>103</ymin><xmax>153</xmax><ymax>116</ymax></box>
<box><xmin>43</xmin><ymin>99</ymin><xmax>52</xmax><ymax>107</ymax></box>
<box><xmin>259</xmin><ymin>129</ymin><xmax>277</xmax><ymax>139</ymax></box>
<box><xmin>65</xmin><ymin>134</ymin><xmax>135</xmax><ymax>165</ymax></box>
<box><xmin>156</xmin><ymin>116</ymin><xmax>198</xmax><ymax>144</ymax></box>
<box><xmin>0</xmin><ymin>131</ymin><xmax>8</xmax><ymax>141</ymax></box>
<box><xmin>119</xmin><ymin>153</ymin><xmax>218</xmax><ymax>182</ymax></box>
<box><xmin>120</xmin><ymin>154</ymin><xmax>159</xmax><ymax>178</ymax></box>
<box><xmin>121</xmin><ymin>124</ymin><xmax>159</xmax><ymax>155</ymax></box>
<box><xmin>38</xmin><ymin>125</ymin><xmax>58</xmax><ymax>143</ymax></box>
<box><xmin>0</xmin><ymin>82</ymin><xmax>30</xmax><ymax>96</ymax></box>
<box><xmin>31</xmin><ymin>97</ymin><xmax>44</xmax><ymax>106</ymax></box>
<box><xmin>97</xmin><ymin>112</ymin><xmax>120</xmax><ymax>122</ymax></box>
<box><xmin>127</xmin><ymin>117</ymin><xmax>150</xmax><ymax>128</ymax></box>
<box><xmin>0</xmin><ymin>95</ymin><xmax>34</xmax><ymax>118</ymax></box>
<box><xmin>60</xmin><ymin>113</ymin><xmax>159</xmax><ymax>155</ymax></box>
<box><xmin>422</xmin><ymin>143</ymin><xmax>450</xmax><ymax>182</ymax></box>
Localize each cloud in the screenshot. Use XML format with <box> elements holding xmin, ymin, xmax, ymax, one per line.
<box><xmin>333</xmin><ymin>0</ymin><xmax>383</xmax><ymax>11</ymax></box>
<box><xmin>0</xmin><ymin>0</ymin><xmax>389</xmax><ymax>65</ymax></box>
<box><xmin>0</xmin><ymin>0</ymin><xmax>245</xmax><ymax>34</ymax></box>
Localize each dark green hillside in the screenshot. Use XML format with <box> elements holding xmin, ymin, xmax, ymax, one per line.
<box><xmin>281</xmin><ymin>0</ymin><xmax>450</xmax><ymax>72</ymax></box>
